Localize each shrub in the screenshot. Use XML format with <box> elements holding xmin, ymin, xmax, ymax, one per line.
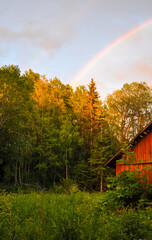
<box><xmin>102</xmin><ymin>170</ymin><xmax>149</xmax><ymax>209</ymax></box>
<box><xmin>50</xmin><ymin>179</ymin><xmax>80</xmax><ymax>194</ymax></box>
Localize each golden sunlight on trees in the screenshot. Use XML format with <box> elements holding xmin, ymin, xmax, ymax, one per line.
<box><xmin>106</xmin><ymin>82</ymin><xmax>152</xmax><ymax>143</ymax></box>
<box><xmin>87</xmin><ymin>78</ymin><xmax>103</xmax><ymax>150</ymax></box>
<box><xmin>0</xmin><ymin>65</ymin><xmax>152</xmax><ymax>192</ymax></box>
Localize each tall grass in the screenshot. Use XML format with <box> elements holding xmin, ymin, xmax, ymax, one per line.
<box><xmin>1</xmin><ymin>191</ymin><xmax>152</xmax><ymax>239</ymax></box>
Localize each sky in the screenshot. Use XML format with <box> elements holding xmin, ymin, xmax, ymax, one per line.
<box><xmin>0</xmin><ymin>0</ymin><xmax>152</xmax><ymax>99</ymax></box>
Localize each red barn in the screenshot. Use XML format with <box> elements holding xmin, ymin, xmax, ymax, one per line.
<box><xmin>105</xmin><ymin>120</ymin><xmax>152</xmax><ymax>184</ymax></box>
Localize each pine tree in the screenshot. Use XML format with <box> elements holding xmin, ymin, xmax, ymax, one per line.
<box><xmin>87</xmin><ymin>78</ymin><xmax>102</xmax><ymax>151</ymax></box>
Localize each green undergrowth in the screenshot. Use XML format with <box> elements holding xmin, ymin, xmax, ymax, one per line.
<box><xmin>1</xmin><ymin>191</ymin><xmax>152</xmax><ymax>240</ymax></box>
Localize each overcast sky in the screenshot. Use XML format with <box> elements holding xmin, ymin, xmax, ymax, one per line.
<box><xmin>0</xmin><ymin>0</ymin><xmax>152</xmax><ymax>99</ymax></box>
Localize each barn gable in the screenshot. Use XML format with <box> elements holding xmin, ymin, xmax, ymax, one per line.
<box><xmin>105</xmin><ymin>120</ymin><xmax>152</xmax><ymax>183</ymax></box>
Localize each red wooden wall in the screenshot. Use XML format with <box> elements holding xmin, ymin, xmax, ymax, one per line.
<box><xmin>116</xmin><ymin>131</ymin><xmax>152</xmax><ymax>184</ymax></box>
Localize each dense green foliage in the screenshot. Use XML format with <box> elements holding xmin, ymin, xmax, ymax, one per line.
<box><xmin>0</xmin><ymin>65</ymin><xmax>152</xmax><ymax>239</ymax></box>
<box><xmin>0</xmin><ymin>64</ymin><xmax>152</xmax><ymax>191</ymax></box>
<box><xmin>102</xmin><ymin>170</ymin><xmax>152</xmax><ymax>211</ymax></box>
<box><xmin>1</xmin><ymin>191</ymin><xmax>152</xmax><ymax>240</ymax></box>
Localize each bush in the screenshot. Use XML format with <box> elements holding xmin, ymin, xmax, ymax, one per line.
<box><xmin>102</xmin><ymin>170</ymin><xmax>150</xmax><ymax>209</ymax></box>
<box><xmin>50</xmin><ymin>179</ymin><xmax>80</xmax><ymax>194</ymax></box>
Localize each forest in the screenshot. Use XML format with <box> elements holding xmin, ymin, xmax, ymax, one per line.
<box><xmin>0</xmin><ymin>64</ymin><xmax>152</xmax><ymax>191</ymax></box>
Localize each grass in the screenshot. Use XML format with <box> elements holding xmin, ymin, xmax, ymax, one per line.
<box><xmin>1</xmin><ymin>191</ymin><xmax>152</xmax><ymax>239</ymax></box>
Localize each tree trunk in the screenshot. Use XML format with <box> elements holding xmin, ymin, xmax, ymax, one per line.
<box><xmin>28</xmin><ymin>160</ymin><xmax>30</xmax><ymax>183</ymax></box>
<box><xmin>15</xmin><ymin>161</ymin><xmax>18</xmax><ymax>185</ymax></box>
<box><xmin>65</xmin><ymin>147</ymin><xmax>68</xmax><ymax>182</ymax></box>
<box><xmin>19</xmin><ymin>164</ymin><xmax>22</xmax><ymax>186</ymax></box>
<box><xmin>100</xmin><ymin>169</ymin><xmax>103</xmax><ymax>192</ymax></box>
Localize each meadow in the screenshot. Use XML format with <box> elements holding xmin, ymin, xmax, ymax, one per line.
<box><xmin>1</xmin><ymin>190</ymin><xmax>152</xmax><ymax>240</ymax></box>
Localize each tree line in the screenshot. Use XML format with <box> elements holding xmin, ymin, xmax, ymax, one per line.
<box><xmin>0</xmin><ymin>65</ymin><xmax>152</xmax><ymax>191</ymax></box>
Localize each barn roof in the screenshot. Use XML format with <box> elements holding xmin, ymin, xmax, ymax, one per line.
<box><xmin>105</xmin><ymin>120</ymin><xmax>152</xmax><ymax>167</ymax></box>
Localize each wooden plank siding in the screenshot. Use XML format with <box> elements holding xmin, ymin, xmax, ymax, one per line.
<box><xmin>116</xmin><ymin>163</ymin><xmax>152</xmax><ymax>182</ymax></box>
<box><xmin>133</xmin><ymin>131</ymin><xmax>152</xmax><ymax>163</ymax></box>
<box><xmin>105</xmin><ymin>121</ymin><xmax>152</xmax><ymax>185</ymax></box>
<box><xmin>116</xmin><ymin>131</ymin><xmax>152</xmax><ymax>184</ymax></box>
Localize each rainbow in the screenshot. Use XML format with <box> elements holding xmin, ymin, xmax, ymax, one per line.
<box><xmin>71</xmin><ymin>19</ymin><xmax>152</xmax><ymax>87</ymax></box>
